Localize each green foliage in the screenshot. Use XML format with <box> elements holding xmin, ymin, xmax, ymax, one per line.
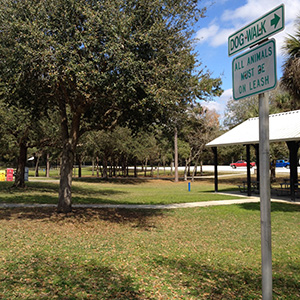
<box><xmin>218</xmin><ymin>144</ymin><xmax>247</xmax><ymax>165</ymax></box>
<box><xmin>223</xmin><ymin>85</ymin><xmax>295</xmax><ymax>130</ymax></box>
<box><xmin>0</xmin><ymin>98</ymin><xmax>61</xmax><ymax>172</ymax></box>
<box><xmin>177</xmin><ymin>139</ymin><xmax>190</xmax><ymax>162</ymax></box>
<box><xmin>180</xmin><ymin>105</ymin><xmax>220</xmax><ymax>166</ymax></box>
<box><xmin>0</xmin><ymin>0</ymin><xmax>217</xmax><ymax>131</ymax></box>
<box><xmin>223</xmin><ymin>96</ymin><xmax>259</xmax><ymax>129</ymax></box>
<box><xmin>281</xmin><ymin>16</ymin><xmax>300</xmax><ymax>109</ymax></box>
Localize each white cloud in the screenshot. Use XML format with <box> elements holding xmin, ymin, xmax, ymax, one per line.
<box><xmin>195</xmin><ymin>22</ymin><xmax>237</xmax><ymax>47</ymax></box>
<box><xmin>210</xmin><ymin>27</ymin><xmax>236</xmax><ymax>47</ymax></box>
<box><xmin>195</xmin><ymin>23</ymin><xmax>219</xmax><ymax>44</ymax></box>
<box><xmin>221</xmin><ymin>0</ymin><xmax>299</xmax><ymax>23</ymax></box>
<box><xmin>201</xmin><ymin>100</ymin><xmax>222</xmax><ymax>112</ymax></box>
<box><xmin>222</xmin><ymin>0</ymin><xmax>279</xmax><ymax>23</ymax></box>
<box><xmin>202</xmin><ymin>88</ymin><xmax>233</xmax><ymax>117</ymax></box>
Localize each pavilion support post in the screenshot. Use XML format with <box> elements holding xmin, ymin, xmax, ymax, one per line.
<box><xmin>246</xmin><ymin>144</ymin><xmax>252</xmax><ymax>196</ymax></box>
<box><xmin>286</xmin><ymin>141</ymin><xmax>300</xmax><ymax>201</ymax></box>
<box><xmin>254</xmin><ymin>144</ymin><xmax>260</xmax><ymax>183</ymax></box>
<box><xmin>212</xmin><ymin>147</ymin><xmax>218</xmax><ymax>192</ymax></box>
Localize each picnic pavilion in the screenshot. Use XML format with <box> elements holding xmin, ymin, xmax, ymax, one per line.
<box><xmin>206</xmin><ymin>110</ymin><xmax>300</xmax><ymax>201</ymax></box>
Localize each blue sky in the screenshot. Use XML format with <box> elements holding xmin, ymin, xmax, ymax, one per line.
<box><xmin>194</xmin><ymin>0</ymin><xmax>300</xmax><ymax>119</ymax></box>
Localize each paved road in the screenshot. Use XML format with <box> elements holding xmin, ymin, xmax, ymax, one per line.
<box><xmin>198</xmin><ymin>165</ymin><xmax>295</xmax><ymax>174</ymax></box>
<box><xmin>124</xmin><ymin>165</ymin><xmax>293</xmax><ymax>174</ymax></box>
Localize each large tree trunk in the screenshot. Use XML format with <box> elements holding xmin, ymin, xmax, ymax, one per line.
<box><xmin>191</xmin><ymin>158</ymin><xmax>199</xmax><ymax>182</ymax></box>
<box><xmin>14</xmin><ymin>139</ymin><xmax>27</xmax><ymax>188</ymax></box>
<box><xmin>134</xmin><ymin>159</ymin><xmax>137</xmax><ymax>177</ymax></box>
<box><xmin>144</xmin><ymin>158</ymin><xmax>148</xmax><ymax>177</ymax></box>
<box><xmin>103</xmin><ymin>156</ymin><xmax>108</xmax><ymax>179</ymax></box>
<box><xmin>58</xmin><ymin>141</ymin><xmax>74</xmax><ymax>213</ymax></box>
<box><xmin>57</xmin><ymin>97</ymin><xmax>81</xmax><ymax>213</ymax></box>
<box><xmin>96</xmin><ymin>156</ymin><xmax>100</xmax><ymax>178</ymax></box>
<box><xmin>46</xmin><ymin>153</ymin><xmax>50</xmax><ymax>177</ymax></box>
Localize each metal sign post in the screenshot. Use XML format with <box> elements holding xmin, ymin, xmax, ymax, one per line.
<box><xmin>259</xmin><ymin>92</ymin><xmax>272</xmax><ymax>300</ymax></box>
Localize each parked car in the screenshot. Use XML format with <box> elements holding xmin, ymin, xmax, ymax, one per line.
<box><xmin>275</xmin><ymin>159</ymin><xmax>290</xmax><ymax>168</ymax></box>
<box><xmin>230</xmin><ymin>160</ymin><xmax>256</xmax><ymax>169</ymax></box>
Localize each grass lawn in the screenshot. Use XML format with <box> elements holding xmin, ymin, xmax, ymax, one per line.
<box><xmin>0</xmin><ymin>177</ymin><xmax>299</xmax><ymax>299</ymax></box>
<box><xmin>0</xmin><ymin>203</ymin><xmax>299</xmax><ymax>299</ymax></box>
<box><xmin>0</xmin><ymin>178</ymin><xmax>243</xmax><ymax>205</ymax></box>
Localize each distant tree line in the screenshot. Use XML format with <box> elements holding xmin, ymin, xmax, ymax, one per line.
<box><xmin>0</xmin><ymin>103</ymin><xmax>221</xmax><ymax>177</ymax></box>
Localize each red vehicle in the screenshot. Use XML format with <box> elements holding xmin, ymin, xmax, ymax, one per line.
<box><xmin>230</xmin><ymin>160</ymin><xmax>256</xmax><ymax>169</ymax></box>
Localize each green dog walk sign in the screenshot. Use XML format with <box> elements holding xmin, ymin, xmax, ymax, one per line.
<box><xmin>232</xmin><ymin>39</ymin><xmax>277</xmax><ymax>100</ymax></box>
<box><xmin>228</xmin><ymin>4</ymin><xmax>284</xmax><ymax>56</ymax></box>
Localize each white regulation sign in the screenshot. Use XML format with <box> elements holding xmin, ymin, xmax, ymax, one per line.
<box><xmin>232</xmin><ymin>39</ymin><xmax>277</xmax><ymax>100</ymax></box>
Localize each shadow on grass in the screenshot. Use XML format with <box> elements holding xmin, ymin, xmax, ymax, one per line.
<box><xmin>0</xmin><ymin>255</ymin><xmax>142</xmax><ymax>299</ymax></box>
<box><xmin>152</xmin><ymin>256</ymin><xmax>300</xmax><ymax>299</ymax></box>
<box><xmin>0</xmin><ymin>194</ymin><xmax>152</xmax><ymax>205</ymax></box>
<box><xmin>0</xmin><ymin>195</ymin><xmax>57</xmax><ymax>204</ymax></box>
<box><xmin>0</xmin><ymin>207</ymin><xmax>164</xmax><ymax>229</ymax></box>
<box><xmin>218</xmin><ymin>177</ymin><xmax>248</xmax><ymax>185</ymax></box>
<box><xmin>0</xmin><ymin>182</ymin><xmax>59</xmax><ymax>194</ymax></box>
<box><xmin>0</xmin><ymin>181</ymin><xmax>128</xmax><ymax>198</ymax></box>
<box><xmin>238</xmin><ymin>202</ymin><xmax>300</xmax><ymax>213</ymax></box>
<box><xmin>72</xmin><ymin>177</ymin><xmax>151</xmax><ymax>185</ymax></box>
<box><xmin>199</xmin><ymin>188</ymin><xmax>240</xmax><ymax>193</ymax></box>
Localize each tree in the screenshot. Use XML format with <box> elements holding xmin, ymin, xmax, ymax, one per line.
<box><xmin>182</xmin><ymin>105</ymin><xmax>220</xmax><ymax>179</ymax></box>
<box><xmin>223</xmin><ymin>96</ymin><xmax>259</xmax><ymax>129</ymax></box>
<box><xmin>0</xmin><ymin>0</ymin><xmax>220</xmax><ymax>212</ymax></box>
<box><xmin>223</xmin><ymin>84</ymin><xmax>294</xmax><ymax>131</ymax></box>
<box><xmin>0</xmin><ymin>102</ymin><xmax>19</xmax><ymax>167</ymax></box>
<box><xmin>0</xmin><ymin>100</ymin><xmax>41</xmax><ymax>187</ymax></box>
<box><xmin>281</xmin><ymin>17</ymin><xmax>300</xmax><ymax>110</ymax></box>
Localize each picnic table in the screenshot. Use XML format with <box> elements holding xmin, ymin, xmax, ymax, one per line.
<box><xmin>237</xmin><ymin>181</ymin><xmax>259</xmax><ymax>194</ymax></box>
<box><xmin>276</xmin><ymin>179</ymin><xmax>300</xmax><ymax>197</ymax></box>
<box><xmin>279</xmin><ymin>178</ymin><xmax>290</xmax><ymax>189</ymax></box>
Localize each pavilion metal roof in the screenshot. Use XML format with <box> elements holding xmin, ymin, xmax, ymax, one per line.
<box><xmin>206</xmin><ymin>110</ymin><xmax>300</xmax><ymax>147</ymax></box>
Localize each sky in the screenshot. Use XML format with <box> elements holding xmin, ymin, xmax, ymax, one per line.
<box><xmin>194</xmin><ymin>0</ymin><xmax>300</xmax><ymax>120</ymax></box>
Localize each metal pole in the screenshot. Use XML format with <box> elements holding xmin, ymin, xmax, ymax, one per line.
<box><xmin>174</xmin><ymin>127</ymin><xmax>179</xmax><ymax>182</ymax></box>
<box><xmin>246</xmin><ymin>144</ymin><xmax>251</xmax><ymax>196</ymax></box>
<box><xmin>259</xmin><ymin>92</ymin><xmax>272</xmax><ymax>299</ymax></box>
<box><xmin>212</xmin><ymin>147</ymin><xmax>218</xmax><ymax>192</ymax></box>
<box><xmin>255</xmin><ymin>144</ymin><xmax>260</xmax><ymax>182</ymax></box>
<box><xmin>287</xmin><ymin>141</ymin><xmax>300</xmax><ymax>201</ymax></box>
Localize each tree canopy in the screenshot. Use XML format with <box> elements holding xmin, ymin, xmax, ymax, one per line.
<box><xmin>281</xmin><ymin>16</ymin><xmax>300</xmax><ymax>110</ymax></box>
